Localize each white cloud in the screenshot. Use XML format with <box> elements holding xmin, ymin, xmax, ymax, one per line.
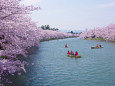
<box><xmin>97</xmin><ymin>2</ymin><xmax>115</xmax><ymax>8</ymax></box>
<box><xmin>21</xmin><ymin>0</ymin><xmax>42</xmax><ymax>5</ymax></box>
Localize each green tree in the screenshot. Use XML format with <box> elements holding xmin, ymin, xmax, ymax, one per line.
<box><xmin>46</xmin><ymin>25</ymin><xmax>50</xmax><ymax>30</ymax></box>
<box><xmin>70</xmin><ymin>31</ymin><xmax>73</xmax><ymax>34</ymax></box>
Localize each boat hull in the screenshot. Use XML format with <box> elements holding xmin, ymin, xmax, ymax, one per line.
<box><xmin>67</xmin><ymin>55</ymin><xmax>82</xmax><ymax>58</ymax></box>
<box><xmin>91</xmin><ymin>47</ymin><xmax>103</xmax><ymax>49</ymax></box>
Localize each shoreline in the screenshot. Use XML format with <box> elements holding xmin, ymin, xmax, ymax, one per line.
<box><xmin>84</xmin><ymin>38</ymin><xmax>115</xmax><ymax>42</ymax></box>
<box><xmin>40</xmin><ymin>36</ymin><xmax>77</xmax><ymax>42</ymax></box>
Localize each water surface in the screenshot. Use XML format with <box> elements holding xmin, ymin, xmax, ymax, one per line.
<box><xmin>7</xmin><ymin>38</ymin><xmax>115</xmax><ymax>86</ymax></box>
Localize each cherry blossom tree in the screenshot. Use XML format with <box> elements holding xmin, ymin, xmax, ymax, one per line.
<box><xmin>0</xmin><ymin>0</ymin><xmax>41</xmax><ymax>85</ymax></box>
<box><xmin>80</xmin><ymin>24</ymin><xmax>115</xmax><ymax>41</ymax></box>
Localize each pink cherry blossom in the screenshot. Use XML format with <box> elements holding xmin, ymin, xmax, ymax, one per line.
<box><xmin>80</xmin><ymin>24</ymin><xmax>115</xmax><ymax>40</ymax></box>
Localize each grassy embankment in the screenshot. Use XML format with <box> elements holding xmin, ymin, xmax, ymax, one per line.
<box><xmin>84</xmin><ymin>38</ymin><xmax>115</xmax><ymax>42</ymax></box>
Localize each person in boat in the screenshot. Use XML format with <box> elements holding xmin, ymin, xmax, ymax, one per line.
<box><xmin>96</xmin><ymin>44</ymin><xmax>98</xmax><ymax>47</ymax></box>
<box><xmin>75</xmin><ymin>51</ymin><xmax>78</xmax><ymax>56</ymax></box>
<box><xmin>65</xmin><ymin>44</ymin><xmax>67</xmax><ymax>48</ymax></box>
<box><xmin>71</xmin><ymin>51</ymin><xmax>74</xmax><ymax>55</ymax></box>
<box><xmin>67</xmin><ymin>51</ymin><xmax>70</xmax><ymax>55</ymax></box>
<box><xmin>99</xmin><ymin>44</ymin><xmax>101</xmax><ymax>47</ymax></box>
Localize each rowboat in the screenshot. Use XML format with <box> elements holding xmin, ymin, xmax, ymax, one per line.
<box><xmin>91</xmin><ymin>47</ymin><xmax>103</xmax><ymax>49</ymax></box>
<box><xmin>67</xmin><ymin>54</ymin><xmax>82</xmax><ymax>58</ymax></box>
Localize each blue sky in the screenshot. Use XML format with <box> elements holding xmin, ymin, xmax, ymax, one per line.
<box><xmin>21</xmin><ymin>0</ymin><xmax>115</xmax><ymax>31</ymax></box>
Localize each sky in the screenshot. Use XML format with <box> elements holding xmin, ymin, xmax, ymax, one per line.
<box><xmin>21</xmin><ymin>0</ymin><xmax>115</xmax><ymax>31</ymax></box>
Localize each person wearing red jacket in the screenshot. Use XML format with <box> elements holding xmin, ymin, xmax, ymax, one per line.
<box><xmin>96</xmin><ymin>44</ymin><xmax>98</xmax><ymax>47</ymax></box>
<box><xmin>65</xmin><ymin>44</ymin><xmax>67</xmax><ymax>48</ymax></box>
<box><xmin>75</xmin><ymin>51</ymin><xmax>78</xmax><ymax>56</ymax></box>
<box><xmin>67</xmin><ymin>51</ymin><xmax>70</xmax><ymax>55</ymax></box>
<box><xmin>71</xmin><ymin>51</ymin><xmax>74</xmax><ymax>55</ymax></box>
<box><xmin>99</xmin><ymin>44</ymin><xmax>101</xmax><ymax>47</ymax></box>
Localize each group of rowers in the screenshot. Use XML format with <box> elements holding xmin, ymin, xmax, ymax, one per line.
<box><xmin>96</xmin><ymin>44</ymin><xmax>102</xmax><ymax>47</ymax></box>
<box><xmin>67</xmin><ymin>51</ymin><xmax>79</xmax><ymax>56</ymax></box>
<box><xmin>66</xmin><ymin>44</ymin><xmax>102</xmax><ymax>56</ymax></box>
<box><xmin>65</xmin><ymin>44</ymin><xmax>79</xmax><ymax>56</ymax></box>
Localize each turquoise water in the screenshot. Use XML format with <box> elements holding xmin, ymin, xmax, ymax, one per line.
<box><xmin>6</xmin><ymin>38</ymin><xmax>115</xmax><ymax>86</ymax></box>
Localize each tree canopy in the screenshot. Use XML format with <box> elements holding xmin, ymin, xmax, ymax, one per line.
<box><xmin>41</xmin><ymin>25</ymin><xmax>59</xmax><ymax>31</ymax></box>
